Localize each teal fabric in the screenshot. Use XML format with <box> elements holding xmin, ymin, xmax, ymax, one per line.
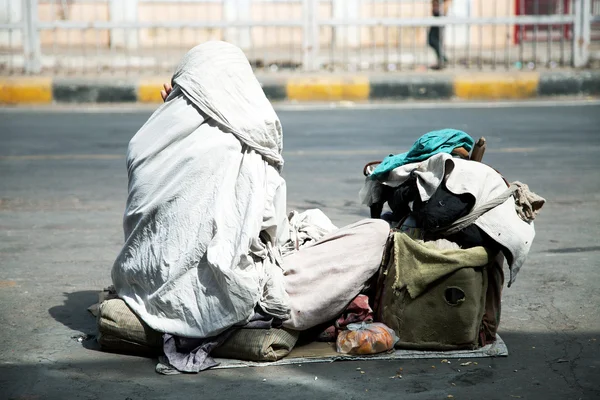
<box><xmin>370</xmin><ymin>129</ymin><xmax>475</xmax><ymax>180</ymax></box>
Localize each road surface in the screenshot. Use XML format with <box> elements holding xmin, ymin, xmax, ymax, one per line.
<box><xmin>1</xmin><ymin>101</ymin><xmax>599</xmax><ymax>400</ymax></box>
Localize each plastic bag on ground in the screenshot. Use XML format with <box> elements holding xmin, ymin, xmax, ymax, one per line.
<box><xmin>318</xmin><ymin>294</ymin><xmax>374</xmax><ymax>341</ymax></box>
<box><xmin>336</xmin><ymin>322</ymin><xmax>399</xmax><ymax>355</ymax></box>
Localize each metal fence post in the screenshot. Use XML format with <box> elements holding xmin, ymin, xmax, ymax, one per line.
<box><xmin>302</xmin><ymin>0</ymin><xmax>319</xmax><ymax>71</ymax></box>
<box><xmin>109</xmin><ymin>0</ymin><xmax>139</xmax><ymax>50</ymax></box>
<box><xmin>23</xmin><ymin>0</ymin><xmax>41</xmax><ymax>74</ymax></box>
<box><xmin>581</xmin><ymin>0</ymin><xmax>592</xmax><ymax>67</ymax></box>
<box><xmin>223</xmin><ymin>0</ymin><xmax>251</xmax><ymax>50</ymax></box>
<box><xmin>574</xmin><ymin>0</ymin><xmax>591</xmax><ymax>67</ymax></box>
<box><xmin>332</xmin><ymin>0</ymin><xmax>359</xmax><ymax>48</ymax></box>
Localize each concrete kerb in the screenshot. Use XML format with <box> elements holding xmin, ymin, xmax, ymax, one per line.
<box><xmin>369</xmin><ymin>75</ymin><xmax>454</xmax><ymax>100</ymax></box>
<box><xmin>52</xmin><ymin>78</ymin><xmax>137</xmax><ymax>104</ymax></box>
<box><xmin>538</xmin><ymin>70</ymin><xmax>600</xmax><ymax>97</ymax></box>
<box><xmin>0</xmin><ymin>71</ymin><xmax>599</xmax><ymax>105</ymax></box>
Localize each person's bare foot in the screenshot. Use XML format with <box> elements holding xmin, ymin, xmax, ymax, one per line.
<box><xmin>160</xmin><ymin>83</ymin><xmax>172</xmax><ymax>102</ymax></box>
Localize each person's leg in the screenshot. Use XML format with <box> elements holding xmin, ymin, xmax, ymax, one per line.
<box><xmin>427</xmin><ymin>27</ymin><xmax>437</xmax><ymax>52</ymax></box>
<box><xmin>282</xmin><ymin>219</ymin><xmax>390</xmax><ymax>331</ymax></box>
<box><xmin>440</xmin><ymin>27</ymin><xmax>448</xmax><ymax>64</ymax></box>
<box><xmin>428</xmin><ymin>26</ymin><xmax>443</xmax><ymax>67</ymax></box>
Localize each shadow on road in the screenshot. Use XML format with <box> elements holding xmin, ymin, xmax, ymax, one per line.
<box><xmin>34</xmin><ymin>294</ymin><xmax>600</xmax><ymax>400</ymax></box>
<box><xmin>48</xmin><ymin>290</ymin><xmax>99</xmax><ymax>335</ymax></box>
<box><xmin>1</xmin><ymin>330</ymin><xmax>599</xmax><ymax>400</ymax></box>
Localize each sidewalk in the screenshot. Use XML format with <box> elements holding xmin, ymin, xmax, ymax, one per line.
<box><xmin>1</xmin><ymin>70</ymin><xmax>599</xmax><ymax>104</ymax></box>
<box><xmin>2</xmin><ymin>42</ymin><xmax>599</xmax><ymax>75</ymax></box>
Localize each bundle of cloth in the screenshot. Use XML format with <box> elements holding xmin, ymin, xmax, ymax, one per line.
<box><xmin>360</xmin><ymin>129</ymin><xmax>546</xmax><ymax>286</ymax></box>
<box><xmin>111</xmin><ymin>41</ymin><xmax>390</xmax><ymax>372</ymax></box>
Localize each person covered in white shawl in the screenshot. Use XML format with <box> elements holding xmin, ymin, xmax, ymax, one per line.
<box><xmin>112</xmin><ymin>41</ymin><xmax>291</xmax><ymax>339</ymax></box>
<box><xmin>112</xmin><ymin>41</ymin><xmax>391</xmax><ymax>343</ymax></box>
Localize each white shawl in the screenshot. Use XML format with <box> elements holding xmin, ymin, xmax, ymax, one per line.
<box><xmin>111</xmin><ymin>42</ymin><xmax>290</xmax><ymax>338</ymax></box>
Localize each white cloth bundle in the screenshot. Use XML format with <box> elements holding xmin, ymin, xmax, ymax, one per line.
<box><xmin>112</xmin><ymin>42</ymin><xmax>290</xmax><ymax>338</ymax></box>
<box><xmin>362</xmin><ymin>153</ymin><xmax>535</xmax><ymax>285</ymax></box>
<box><xmin>282</xmin><ymin>209</ymin><xmax>338</xmax><ymax>256</ymax></box>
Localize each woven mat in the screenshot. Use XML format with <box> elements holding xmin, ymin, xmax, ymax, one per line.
<box><xmin>211</xmin><ymin>334</ymin><xmax>508</xmax><ymax>369</ymax></box>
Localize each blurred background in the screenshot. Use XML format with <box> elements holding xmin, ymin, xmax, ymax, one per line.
<box><xmin>1</xmin><ymin>0</ymin><xmax>599</xmax><ymax>75</ymax></box>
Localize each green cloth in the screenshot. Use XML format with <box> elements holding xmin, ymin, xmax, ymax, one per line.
<box><xmin>392</xmin><ymin>232</ymin><xmax>491</xmax><ymax>298</ymax></box>
<box><xmin>370</xmin><ymin>129</ymin><xmax>474</xmax><ymax>180</ymax></box>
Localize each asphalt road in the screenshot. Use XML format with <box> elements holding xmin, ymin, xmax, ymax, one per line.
<box><xmin>1</xmin><ymin>101</ymin><xmax>599</xmax><ymax>400</ymax></box>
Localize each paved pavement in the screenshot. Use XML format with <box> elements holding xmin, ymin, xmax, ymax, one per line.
<box><xmin>1</xmin><ymin>101</ymin><xmax>599</xmax><ymax>400</ymax></box>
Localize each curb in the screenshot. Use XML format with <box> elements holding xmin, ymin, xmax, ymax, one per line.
<box><xmin>1</xmin><ymin>71</ymin><xmax>599</xmax><ymax>104</ymax></box>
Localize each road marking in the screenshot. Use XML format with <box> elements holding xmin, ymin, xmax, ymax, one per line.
<box><xmin>1</xmin><ymin>148</ymin><xmax>537</xmax><ymax>161</ymax></box>
<box><xmin>285</xmin><ymin>149</ymin><xmax>388</xmax><ymax>156</ymax></box>
<box><xmin>285</xmin><ymin>147</ymin><xmax>538</xmax><ymax>157</ymax></box>
<box><xmin>488</xmin><ymin>147</ymin><xmax>537</xmax><ymax>153</ymax></box>
<box><xmin>0</xmin><ymin>280</ymin><xmax>17</xmax><ymax>288</ymax></box>
<box><xmin>0</xmin><ymin>154</ymin><xmax>122</xmax><ymax>161</ymax></box>
<box><xmin>0</xmin><ymin>98</ymin><xmax>598</xmax><ymax>113</ymax></box>
<box><xmin>273</xmin><ymin>98</ymin><xmax>600</xmax><ymax>111</ymax></box>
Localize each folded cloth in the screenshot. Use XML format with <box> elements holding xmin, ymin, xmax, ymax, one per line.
<box><xmin>282</xmin><ymin>219</ymin><xmax>390</xmax><ymax>331</ymax></box>
<box><xmin>161</xmin><ymin>306</ymin><xmax>284</xmax><ymax>373</ymax></box>
<box><xmin>281</xmin><ymin>209</ymin><xmax>338</xmax><ymax>256</ymax></box>
<box><xmin>393</xmin><ymin>232</ymin><xmax>491</xmax><ymax>298</ymax></box>
<box><xmin>512</xmin><ymin>181</ymin><xmax>546</xmax><ymax>222</ymax></box>
<box><xmin>370</xmin><ymin>129</ymin><xmax>474</xmax><ymax>180</ymax></box>
<box><xmin>369</xmin><ymin>153</ymin><xmax>535</xmax><ymax>286</ymax></box>
<box><xmin>162</xmin><ymin>331</ymin><xmax>236</xmax><ymax>373</ymax></box>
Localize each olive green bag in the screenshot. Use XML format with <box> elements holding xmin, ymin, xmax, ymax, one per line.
<box><xmin>375</xmin><ymin>232</ymin><xmax>503</xmax><ymax>350</ymax></box>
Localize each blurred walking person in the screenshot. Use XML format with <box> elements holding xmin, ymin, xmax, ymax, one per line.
<box><xmin>429</xmin><ymin>0</ymin><xmax>451</xmax><ymax>69</ymax></box>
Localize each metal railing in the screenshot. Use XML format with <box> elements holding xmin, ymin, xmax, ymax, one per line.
<box><xmin>0</xmin><ymin>0</ymin><xmax>598</xmax><ymax>75</ymax></box>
